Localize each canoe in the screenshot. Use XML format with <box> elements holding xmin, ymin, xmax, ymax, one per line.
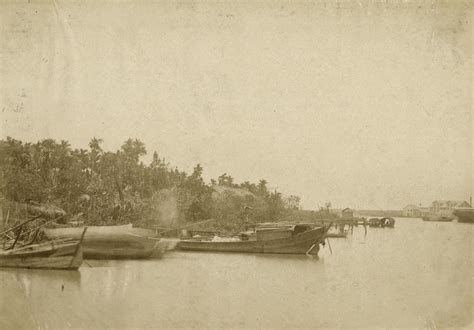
<box><xmin>177</xmin><ymin>224</ymin><xmax>328</xmax><ymax>255</ymax></box>
<box><xmin>42</xmin><ymin>224</ymin><xmax>163</xmax><ymax>259</ymax></box>
<box><xmin>0</xmin><ymin>240</ymin><xmax>83</xmax><ymax>270</ymax></box>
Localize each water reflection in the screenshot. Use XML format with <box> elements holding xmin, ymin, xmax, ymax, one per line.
<box><xmin>0</xmin><ymin>269</ymin><xmax>83</xmax><ymax>329</ymax></box>
<box><xmin>254</xmin><ymin>253</ymin><xmax>319</xmax><ymax>260</ymax></box>
<box><xmin>0</xmin><ymin>268</ymin><xmax>82</xmax><ymax>297</ymax></box>
<box><xmin>0</xmin><ymin>218</ymin><xmax>472</xmax><ymax>328</ymax></box>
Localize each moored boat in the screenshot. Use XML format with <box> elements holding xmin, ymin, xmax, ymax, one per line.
<box><xmin>422</xmin><ymin>212</ymin><xmax>454</xmax><ymax>222</ymax></box>
<box><xmin>422</xmin><ymin>215</ymin><xmax>453</xmax><ymax>222</ymax></box>
<box><xmin>43</xmin><ymin>224</ymin><xmax>164</xmax><ymax>259</ymax></box>
<box><xmin>453</xmin><ymin>208</ymin><xmax>474</xmax><ymax>223</ymax></box>
<box><xmin>368</xmin><ymin>217</ymin><xmax>395</xmax><ymax>228</ymax></box>
<box><xmin>368</xmin><ymin>218</ymin><xmax>381</xmax><ymax>227</ymax></box>
<box><xmin>380</xmin><ymin>217</ymin><xmax>395</xmax><ymax>228</ymax></box>
<box><xmin>0</xmin><ymin>240</ymin><xmax>84</xmax><ymax>270</ymax></box>
<box><xmin>177</xmin><ymin>223</ymin><xmax>329</xmax><ymax>255</ymax></box>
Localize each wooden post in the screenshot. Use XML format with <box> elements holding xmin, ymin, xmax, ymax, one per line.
<box><xmin>5</xmin><ymin>209</ymin><xmax>10</xmax><ymax>227</ymax></box>
<box><xmin>326</xmin><ymin>237</ymin><xmax>332</xmax><ymax>254</ymax></box>
<box><xmin>78</xmin><ymin>226</ymin><xmax>88</xmax><ymax>244</ymax></box>
<box><xmin>305</xmin><ymin>243</ymin><xmax>316</xmax><ymax>255</ymax></box>
<box><xmin>27</xmin><ymin>228</ymin><xmax>41</xmax><ymax>245</ymax></box>
<box><xmin>0</xmin><ymin>214</ymin><xmax>43</xmax><ymax>237</ymax></box>
<box><xmin>9</xmin><ymin>224</ymin><xmax>23</xmax><ymax>250</ymax></box>
<box><xmin>68</xmin><ymin>227</ymin><xmax>88</xmax><ymax>268</ymax></box>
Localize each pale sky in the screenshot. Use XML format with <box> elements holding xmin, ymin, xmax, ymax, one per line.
<box><xmin>1</xmin><ymin>0</ymin><xmax>472</xmax><ymax>210</ymax></box>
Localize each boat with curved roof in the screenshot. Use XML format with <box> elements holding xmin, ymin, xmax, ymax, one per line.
<box><xmin>177</xmin><ymin>223</ymin><xmax>329</xmax><ymax>255</ymax></box>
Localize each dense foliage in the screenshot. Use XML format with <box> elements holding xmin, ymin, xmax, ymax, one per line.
<box><xmin>0</xmin><ymin>137</ymin><xmax>307</xmax><ymax>232</ymax></box>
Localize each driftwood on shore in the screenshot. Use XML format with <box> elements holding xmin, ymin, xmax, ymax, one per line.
<box><xmin>1</xmin><ymin>199</ymin><xmax>66</xmax><ymax>222</ymax></box>
<box><xmin>25</xmin><ymin>203</ymin><xmax>66</xmax><ymax>219</ymax></box>
<box><xmin>0</xmin><ymin>199</ymin><xmax>67</xmax><ymax>249</ymax></box>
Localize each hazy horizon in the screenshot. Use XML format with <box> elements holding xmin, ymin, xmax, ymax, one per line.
<box><xmin>1</xmin><ymin>1</ymin><xmax>472</xmax><ymax>210</ymax></box>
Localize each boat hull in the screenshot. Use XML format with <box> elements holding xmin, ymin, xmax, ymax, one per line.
<box><xmin>422</xmin><ymin>217</ymin><xmax>452</xmax><ymax>222</ymax></box>
<box><xmin>0</xmin><ymin>242</ymin><xmax>83</xmax><ymax>270</ymax></box>
<box><xmin>177</xmin><ymin>227</ymin><xmax>326</xmax><ymax>255</ymax></box>
<box><xmin>453</xmin><ymin>209</ymin><xmax>474</xmax><ymax>223</ymax></box>
<box><xmin>368</xmin><ymin>217</ymin><xmax>395</xmax><ymax>227</ymax></box>
<box><xmin>80</xmin><ymin>236</ymin><xmax>161</xmax><ymax>259</ymax></box>
<box><xmin>43</xmin><ymin>225</ymin><xmax>162</xmax><ymax>259</ymax></box>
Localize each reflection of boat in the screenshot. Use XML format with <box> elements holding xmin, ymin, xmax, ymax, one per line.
<box><xmin>325</xmin><ymin>231</ymin><xmax>347</xmax><ymax>238</ymax></box>
<box><xmin>422</xmin><ymin>216</ymin><xmax>453</xmax><ymax>222</ymax></box>
<box><xmin>43</xmin><ymin>224</ymin><xmax>163</xmax><ymax>259</ymax></box>
<box><xmin>422</xmin><ymin>213</ymin><xmax>454</xmax><ymax>222</ymax></box>
<box><xmin>0</xmin><ymin>240</ymin><xmax>83</xmax><ymax>270</ymax></box>
<box><xmin>324</xmin><ymin>222</ymin><xmax>350</xmax><ymax>238</ymax></box>
<box><xmin>177</xmin><ymin>223</ymin><xmax>329</xmax><ymax>255</ymax></box>
<box><xmin>13</xmin><ymin>267</ymin><xmax>82</xmax><ymax>286</ymax></box>
<box><xmin>453</xmin><ymin>208</ymin><xmax>474</xmax><ymax>223</ymax></box>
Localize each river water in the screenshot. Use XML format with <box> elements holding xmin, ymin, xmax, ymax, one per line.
<box><xmin>1</xmin><ymin>218</ymin><xmax>472</xmax><ymax>328</ymax></box>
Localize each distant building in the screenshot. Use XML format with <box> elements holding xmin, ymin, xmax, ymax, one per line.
<box><xmin>403</xmin><ymin>204</ymin><xmax>420</xmax><ymax>217</ymax></box>
<box><xmin>430</xmin><ymin>200</ymin><xmax>470</xmax><ymax>213</ymax></box>
<box><xmin>341</xmin><ymin>208</ymin><xmax>354</xmax><ymax>219</ymax></box>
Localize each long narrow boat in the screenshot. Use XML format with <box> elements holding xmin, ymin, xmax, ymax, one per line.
<box><xmin>422</xmin><ymin>215</ymin><xmax>453</xmax><ymax>222</ymax></box>
<box><xmin>0</xmin><ymin>240</ymin><xmax>83</xmax><ymax>270</ymax></box>
<box><xmin>177</xmin><ymin>224</ymin><xmax>329</xmax><ymax>255</ymax></box>
<box><xmin>453</xmin><ymin>208</ymin><xmax>474</xmax><ymax>223</ymax></box>
<box><xmin>42</xmin><ymin>224</ymin><xmax>163</xmax><ymax>259</ymax></box>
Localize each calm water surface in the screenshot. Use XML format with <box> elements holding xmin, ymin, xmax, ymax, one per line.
<box><xmin>1</xmin><ymin>218</ymin><xmax>472</xmax><ymax>328</ymax></box>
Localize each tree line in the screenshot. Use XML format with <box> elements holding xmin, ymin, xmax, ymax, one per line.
<box><xmin>0</xmin><ymin>137</ymin><xmax>305</xmax><ymax>232</ymax></box>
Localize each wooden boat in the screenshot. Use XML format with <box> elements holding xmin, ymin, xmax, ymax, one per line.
<box><xmin>0</xmin><ymin>227</ymin><xmax>86</xmax><ymax>270</ymax></box>
<box><xmin>368</xmin><ymin>218</ymin><xmax>381</xmax><ymax>227</ymax></box>
<box><xmin>177</xmin><ymin>223</ymin><xmax>329</xmax><ymax>255</ymax></box>
<box><xmin>453</xmin><ymin>208</ymin><xmax>474</xmax><ymax>223</ymax></box>
<box><xmin>380</xmin><ymin>217</ymin><xmax>395</xmax><ymax>228</ymax></box>
<box><xmin>0</xmin><ymin>240</ymin><xmax>83</xmax><ymax>270</ymax></box>
<box><xmin>368</xmin><ymin>217</ymin><xmax>395</xmax><ymax>228</ymax></box>
<box><xmin>42</xmin><ymin>224</ymin><xmax>163</xmax><ymax>259</ymax></box>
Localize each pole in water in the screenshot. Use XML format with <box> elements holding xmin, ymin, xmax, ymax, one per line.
<box><xmin>306</xmin><ymin>243</ymin><xmax>316</xmax><ymax>256</ymax></box>
<box><xmin>326</xmin><ymin>238</ymin><xmax>332</xmax><ymax>254</ymax></box>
